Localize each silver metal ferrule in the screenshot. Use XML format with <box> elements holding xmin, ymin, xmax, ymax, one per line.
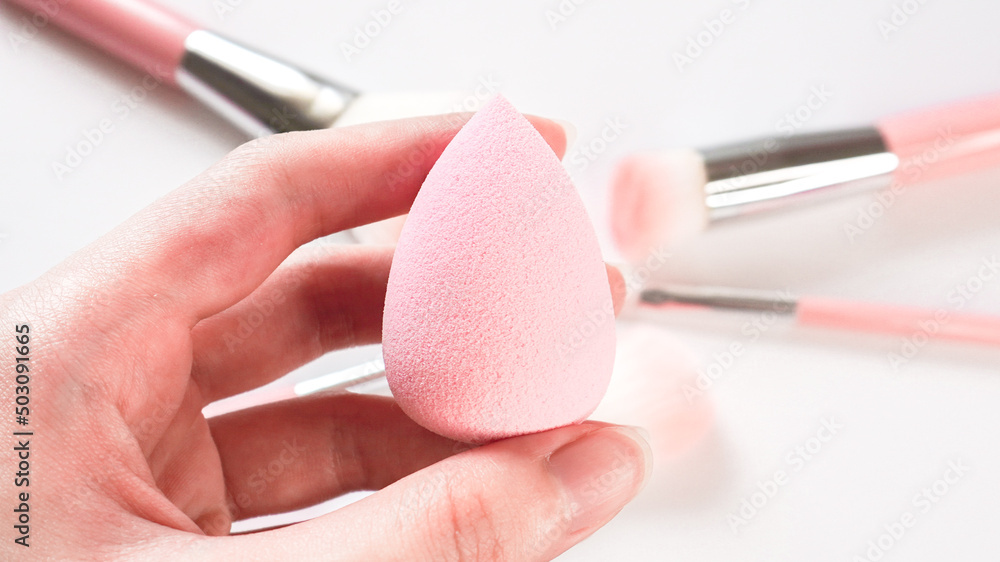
<box><xmin>176</xmin><ymin>30</ymin><xmax>358</xmax><ymax>136</ymax></box>
<box><xmin>641</xmin><ymin>285</ymin><xmax>799</xmax><ymax>314</ymax></box>
<box><xmin>700</xmin><ymin>127</ymin><xmax>900</xmax><ymax>221</ymax></box>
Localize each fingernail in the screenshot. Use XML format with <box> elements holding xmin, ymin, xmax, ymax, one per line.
<box><xmin>547</xmin><ymin>426</ymin><xmax>652</xmax><ymax>535</ymax></box>
<box><xmin>605</xmin><ymin>263</ymin><xmax>627</xmax><ymax>316</ymax></box>
<box><xmin>628</xmin><ymin>425</ymin><xmax>652</xmax><ymax>445</ymax></box>
<box><xmin>552</xmin><ymin>118</ymin><xmax>578</xmax><ymax>151</ymax></box>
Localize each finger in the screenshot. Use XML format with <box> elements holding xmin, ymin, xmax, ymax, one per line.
<box><xmin>606</xmin><ymin>263</ymin><xmax>626</xmax><ymax>316</ymax></box>
<box><xmin>192</xmin><ymin>252</ymin><xmax>626</xmax><ymax>404</ymax></box>
<box><xmin>210</xmin><ymin>422</ymin><xmax>650</xmax><ymax>561</ymax></box>
<box><xmin>64</xmin><ymin>113</ymin><xmax>566</xmax><ymax>326</ymax></box>
<box><xmin>143</xmin><ymin>382</ymin><xmax>230</xmax><ymax>535</ymax></box>
<box><xmin>525</xmin><ymin>114</ymin><xmax>568</xmax><ymax>160</ymax></box>
<box><xmin>189</xmin><ymin>245</ymin><xmax>392</xmax><ymax>404</ymax></box>
<box><xmin>205</xmin><ymin>393</ymin><xmax>459</xmax><ymax>525</ymax></box>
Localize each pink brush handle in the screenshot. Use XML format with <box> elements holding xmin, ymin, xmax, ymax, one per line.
<box><xmin>797</xmin><ymin>297</ymin><xmax>1000</xmax><ymax>347</ymax></box>
<box><xmin>7</xmin><ymin>0</ymin><xmax>197</xmax><ymax>85</ymax></box>
<box><xmin>876</xmin><ymin>93</ymin><xmax>1000</xmax><ymax>185</ymax></box>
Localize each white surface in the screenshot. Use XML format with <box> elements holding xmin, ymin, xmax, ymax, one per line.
<box><xmin>2</xmin><ymin>0</ymin><xmax>1000</xmax><ymax>560</ymax></box>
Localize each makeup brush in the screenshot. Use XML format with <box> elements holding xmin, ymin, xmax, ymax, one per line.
<box><xmin>5</xmin><ymin>0</ymin><xmax>495</xmax><ymax>244</ymax></box>
<box><xmin>5</xmin><ymin>0</ymin><xmax>476</xmax><ymax>136</ymax></box>
<box><xmin>202</xmin><ymin>358</ymin><xmax>387</xmax><ymax>418</ymax></box>
<box><xmin>591</xmin><ymin>323</ymin><xmax>714</xmax><ymax>459</ymax></box>
<box><xmin>639</xmin><ymin>284</ymin><xmax>1000</xmax><ymax>347</ymax></box>
<box><xmin>610</xmin><ymin>93</ymin><xmax>1000</xmax><ymax>260</ymax></box>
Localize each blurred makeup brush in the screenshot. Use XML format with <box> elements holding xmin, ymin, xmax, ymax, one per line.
<box><xmin>639</xmin><ymin>284</ymin><xmax>1000</xmax><ymax>347</ymax></box>
<box><xmin>611</xmin><ymin>93</ymin><xmax>1000</xmax><ymax>260</ymax></box>
<box><xmin>202</xmin><ymin>358</ymin><xmax>387</xmax><ymax>418</ymax></box>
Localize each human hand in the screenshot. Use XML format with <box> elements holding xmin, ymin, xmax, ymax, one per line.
<box><xmin>0</xmin><ymin>113</ymin><xmax>650</xmax><ymax>560</ymax></box>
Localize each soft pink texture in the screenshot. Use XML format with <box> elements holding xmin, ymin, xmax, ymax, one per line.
<box><xmin>609</xmin><ymin>150</ymin><xmax>707</xmax><ymax>261</ymax></box>
<box><xmin>797</xmin><ymin>297</ymin><xmax>1000</xmax><ymax>347</ymax></box>
<box><xmin>609</xmin><ymin>154</ymin><xmax>658</xmax><ymax>261</ymax></box>
<box><xmin>591</xmin><ymin>324</ymin><xmax>713</xmax><ymax>459</ymax></box>
<box><xmin>877</xmin><ymin>93</ymin><xmax>1000</xmax><ymax>186</ymax></box>
<box><xmin>8</xmin><ymin>0</ymin><xmax>195</xmax><ymax>85</ymax></box>
<box><xmin>382</xmin><ymin>96</ymin><xmax>616</xmax><ymax>443</ymax></box>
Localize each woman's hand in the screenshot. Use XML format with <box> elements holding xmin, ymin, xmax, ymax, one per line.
<box><xmin>0</xmin><ymin>113</ymin><xmax>649</xmax><ymax>561</ymax></box>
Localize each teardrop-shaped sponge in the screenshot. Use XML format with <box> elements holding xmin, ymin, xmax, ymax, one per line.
<box><xmin>382</xmin><ymin>96</ymin><xmax>616</xmax><ymax>443</ymax></box>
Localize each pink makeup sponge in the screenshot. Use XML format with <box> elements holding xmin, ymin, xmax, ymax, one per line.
<box><xmin>382</xmin><ymin>96</ymin><xmax>616</xmax><ymax>443</ymax></box>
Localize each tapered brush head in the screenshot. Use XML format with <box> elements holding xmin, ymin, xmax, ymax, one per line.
<box><xmin>610</xmin><ymin>149</ymin><xmax>709</xmax><ymax>261</ymax></box>
<box><xmin>591</xmin><ymin>324</ymin><xmax>714</xmax><ymax>458</ymax></box>
<box><xmin>382</xmin><ymin>96</ymin><xmax>616</xmax><ymax>443</ymax></box>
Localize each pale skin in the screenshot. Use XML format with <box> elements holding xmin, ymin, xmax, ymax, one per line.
<box><xmin>0</xmin><ymin>113</ymin><xmax>650</xmax><ymax>560</ymax></box>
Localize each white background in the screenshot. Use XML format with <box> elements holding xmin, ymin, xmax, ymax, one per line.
<box><xmin>2</xmin><ymin>0</ymin><xmax>1000</xmax><ymax>560</ymax></box>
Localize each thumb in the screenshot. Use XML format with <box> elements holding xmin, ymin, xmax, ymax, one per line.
<box><xmin>218</xmin><ymin>422</ymin><xmax>651</xmax><ymax>561</ymax></box>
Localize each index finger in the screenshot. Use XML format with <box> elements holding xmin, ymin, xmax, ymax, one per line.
<box><xmin>66</xmin><ymin>113</ymin><xmax>568</xmax><ymax>325</ymax></box>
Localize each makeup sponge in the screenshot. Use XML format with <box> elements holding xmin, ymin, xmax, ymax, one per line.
<box><xmin>382</xmin><ymin>96</ymin><xmax>616</xmax><ymax>443</ymax></box>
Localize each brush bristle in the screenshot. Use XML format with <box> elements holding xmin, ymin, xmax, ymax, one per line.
<box><xmin>590</xmin><ymin>324</ymin><xmax>713</xmax><ymax>458</ymax></box>
<box><xmin>334</xmin><ymin>91</ymin><xmax>476</xmax><ymax>127</ymax></box>
<box><xmin>610</xmin><ymin>149</ymin><xmax>709</xmax><ymax>261</ymax></box>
